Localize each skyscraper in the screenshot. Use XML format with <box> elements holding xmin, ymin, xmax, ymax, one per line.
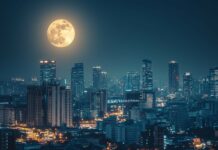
<box><xmin>100</xmin><ymin>71</ymin><xmax>108</xmax><ymax>90</ymax></box>
<box><xmin>47</xmin><ymin>85</ymin><xmax>72</xmax><ymax>127</ymax></box>
<box><xmin>142</xmin><ymin>59</ymin><xmax>153</xmax><ymax>91</ymax></box>
<box><xmin>199</xmin><ymin>76</ymin><xmax>210</xmax><ymax>96</ymax></box>
<box><xmin>27</xmin><ymin>84</ymin><xmax>72</xmax><ymax>128</ymax></box>
<box><xmin>0</xmin><ymin>128</ymin><xmax>16</xmax><ymax>150</ymax></box>
<box><xmin>167</xmin><ymin>100</ymin><xmax>188</xmax><ymax>131</ymax></box>
<box><xmin>93</xmin><ymin>66</ymin><xmax>108</xmax><ymax>90</ymax></box>
<box><xmin>209</xmin><ymin>67</ymin><xmax>218</xmax><ymax>98</ymax></box>
<box><xmin>40</xmin><ymin>60</ymin><xmax>56</xmax><ymax>84</ymax></box>
<box><xmin>0</xmin><ymin>104</ymin><xmax>15</xmax><ymax>125</ymax></box>
<box><xmin>71</xmin><ymin>63</ymin><xmax>84</xmax><ymax>99</ymax></box>
<box><xmin>125</xmin><ymin>72</ymin><xmax>140</xmax><ymax>91</ymax></box>
<box><xmin>60</xmin><ymin>87</ymin><xmax>73</xmax><ymax>127</ymax></box>
<box><xmin>27</xmin><ymin>85</ymin><xmax>44</xmax><ymax>127</ymax></box>
<box><xmin>139</xmin><ymin>124</ymin><xmax>164</xmax><ymax>149</ymax></box>
<box><xmin>90</xmin><ymin>89</ymin><xmax>107</xmax><ymax>118</ymax></box>
<box><xmin>168</xmin><ymin>60</ymin><xmax>179</xmax><ymax>93</ymax></box>
<box><xmin>183</xmin><ymin>72</ymin><xmax>193</xmax><ymax>100</ymax></box>
<box><xmin>93</xmin><ymin>66</ymin><xmax>102</xmax><ymax>90</ymax></box>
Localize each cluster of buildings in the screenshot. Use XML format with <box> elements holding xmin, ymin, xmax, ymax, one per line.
<box><xmin>0</xmin><ymin>58</ymin><xmax>217</xmax><ymax>149</ymax></box>
<box><xmin>27</xmin><ymin>60</ymin><xmax>72</xmax><ymax>128</ymax></box>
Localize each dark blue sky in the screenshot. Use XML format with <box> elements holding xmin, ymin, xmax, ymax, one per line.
<box><xmin>0</xmin><ymin>0</ymin><xmax>218</xmax><ymax>86</ymax></box>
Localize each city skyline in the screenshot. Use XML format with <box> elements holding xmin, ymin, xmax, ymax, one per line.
<box><xmin>0</xmin><ymin>1</ymin><xmax>218</xmax><ymax>149</ymax></box>
<box><xmin>0</xmin><ymin>0</ymin><xmax>218</xmax><ymax>85</ymax></box>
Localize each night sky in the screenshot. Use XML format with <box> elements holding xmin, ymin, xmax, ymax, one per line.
<box><xmin>0</xmin><ymin>0</ymin><xmax>218</xmax><ymax>86</ymax></box>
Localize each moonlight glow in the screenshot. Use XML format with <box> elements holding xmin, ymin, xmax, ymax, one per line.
<box><xmin>47</xmin><ymin>19</ymin><xmax>75</xmax><ymax>48</ymax></box>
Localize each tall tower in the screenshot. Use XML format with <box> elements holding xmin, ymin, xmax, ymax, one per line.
<box><xmin>60</xmin><ymin>87</ymin><xmax>73</xmax><ymax>127</ymax></box>
<box><xmin>100</xmin><ymin>71</ymin><xmax>108</xmax><ymax>90</ymax></box>
<box><xmin>168</xmin><ymin>60</ymin><xmax>179</xmax><ymax>93</ymax></box>
<box><xmin>47</xmin><ymin>85</ymin><xmax>72</xmax><ymax>127</ymax></box>
<box><xmin>71</xmin><ymin>63</ymin><xmax>84</xmax><ymax>99</ymax></box>
<box><xmin>125</xmin><ymin>71</ymin><xmax>140</xmax><ymax>91</ymax></box>
<box><xmin>27</xmin><ymin>84</ymin><xmax>72</xmax><ymax>128</ymax></box>
<box><xmin>183</xmin><ymin>72</ymin><xmax>193</xmax><ymax>99</ymax></box>
<box><xmin>27</xmin><ymin>85</ymin><xmax>44</xmax><ymax>127</ymax></box>
<box><xmin>209</xmin><ymin>67</ymin><xmax>218</xmax><ymax>98</ymax></box>
<box><xmin>40</xmin><ymin>60</ymin><xmax>56</xmax><ymax>84</ymax></box>
<box><xmin>142</xmin><ymin>59</ymin><xmax>153</xmax><ymax>91</ymax></box>
<box><xmin>93</xmin><ymin>66</ymin><xmax>102</xmax><ymax>90</ymax></box>
<box><xmin>199</xmin><ymin>76</ymin><xmax>210</xmax><ymax>96</ymax></box>
<box><xmin>90</xmin><ymin>89</ymin><xmax>107</xmax><ymax>118</ymax></box>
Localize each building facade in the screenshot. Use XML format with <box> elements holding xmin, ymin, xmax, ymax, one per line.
<box><xmin>27</xmin><ymin>84</ymin><xmax>72</xmax><ymax>128</ymax></box>
<box><xmin>169</xmin><ymin>60</ymin><xmax>179</xmax><ymax>93</ymax></box>
<box><xmin>209</xmin><ymin>67</ymin><xmax>218</xmax><ymax>98</ymax></box>
<box><xmin>47</xmin><ymin>85</ymin><xmax>72</xmax><ymax>127</ymax></box>
<box><xmin>0</xmin><ymin>128</ymin><xmax>16</xmax><ymax>150</ymax></box>
<box><xmin>183</xmin><ymin>72</ymin><xmax>193</xmax><ymax>100</ymax></box>
<box><xmin>93</xmin><ymin>66</ymin><xmax>102</xmax><ymax>90</ymax></box>
<box><xmin>125</xmin><ymin>71</ymin><xmax>140</xmax><ymax>91</ymax></box>
<box><xmin>142</xmin><ymin>59</ymin><xmax>153</xmax><ymax>91</ymax></box>
<box><xmin>27</xmin><ymin>85</ymin><xmax>44</xmax><ymax>127</ymax></box>
<box><xmin>90</xmin><ymin>89</ymin><xmax>107</xmax><ymax>118</ymax></box>
<box><xmin>71</xmin><ymin>63</ymin><xmax>84</xmax><ymax>99</ymax></box>
<box><xmin>93</xmin><ymin>66</ymin><xmax>108</xmax><ymax>90</ymax></box>
<box><xmin>40</xmin><ymin>60</ymin><xmax>56</xmax><ymax>84</ymax></box>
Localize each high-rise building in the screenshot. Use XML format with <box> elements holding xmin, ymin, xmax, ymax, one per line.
<box><xmin>142</xmin><ymin>59</ymin><xmax>153</xmax><ymax>91</ymax></box>
<box><xmin>168</xmin><ymin>60</ymin><xmax>179</xmax><ymax>93</ymax></box>
<box><xmin>167</xmin><ymin>100</ymin><xmax>188</xmax><ymax>131</ymax></box>
<box><xmin>0</xmin><ymin>79</ymin><xmax>26</xmax><ymax>96</ymax></box>
<box><xmin>93</xmin><ymin>66</ymin><xmax>102</xmax><ymax>90</ymax></box>
<box><xmin>71</xmin><ymin>63</ymin><xmax>84</xmax><ymax>99</ymax></box>
<box><xmin>46</xmin><ymin>85</ymin><xmax>60</xmax><ymax>127</ymax></box>
<box><xmin>90</xmin><ymin>89</ymin><xmax>107</xmax><ymax>118</ymax></box>
<box><xmin>0</xmin><ymin>128</ymin><xmax>16</xmax><ymax>150</ymax></box>
<box><xmin>139</xmin><ymin>124</ymin><xmax>164</xmax><ymax>150</ymax></box>
<box><xmin>104</xmin><ymin>120</ymin><xmax>141</xmax><ymax>145</ymax></box>
<box><xmin>125</xmin><ymin>72</ymin><xmax>140</xmax><ymax>91</ymax></box>
<box><xmin>124</xmin><ymin>123</ymin><xmax>141</xmax><ymax>144</ymax></box>
<box><xmin>0</xmin><ymin>104</ymin><xmax>15</xmax><ymax>125</ymax></box>
<box><xmin>27</xmin><ymin>84</ymin><xmax>72</xmax><ymax>128</ymax></box>
<box><xmin>60</xmin><ymin>87</ymin><xmax>73</xmax><ymax>127</ymax></box>
<box><xmin>199</xmin><ymin>76</ymin><xmax>210</xmax><ymax>96</ymax></box>
<box><xmin>47</xmin><ymin>85</ymin><xmax>72</xmax><ymax>127</ymax></box>
<box><xmin>14</xmin><ymin>104</ymin><xmax>26</xmax><ymax>124</ymax></box>
<box><xmin>79</xmin><ymin>88</ymin><xmax>93</xmax><ymax>119</ymax></box>
<box><xmin>40</xmin><ymin>60</ymin><xmax>56</xmax><ymax>84</ymax></box>
<box><xmin>71</xmin><ymin>63</ymin><xmax>84</xmax><ymax>123</ymax></box>
<box><xmin>93</xmin><ymin>66</ymin><xmax>108</xmax><ymax>90</ymax></box>
<box><xmin>27</xmin><ymin>85</ymin><xmax>44</xmax><ymax>127</ymax></box>
<box><xmin>209</xmin><ymin>67</ymin><xmax>218</xmax><ymax>98</ymax></box>
<box><xmin>71</xmin><ymin>63</ymin><xmax>84</xmax><ymax>125</ymax></box>
<box><xmin>192</xmin><ymin>79</ymin><xmax>200</xmax><ymax>96</ymax></box>
<box><xmin>100</xmin><ymin>71</ymin><xmax>108</xmax><ymax>90</ymax></box>
<box><xmin>183</xmin><ymin>72</ymin><xmax>193</xmax><ymax>100</ymax></box>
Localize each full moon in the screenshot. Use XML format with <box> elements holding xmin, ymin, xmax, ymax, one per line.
<box><xmin>47</xmin><ymin>19</ymin><xmax>75</xmax><ymax>48</ymax></box>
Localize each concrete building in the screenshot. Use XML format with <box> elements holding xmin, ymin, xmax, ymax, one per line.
<box><xmin>209</xmin><ymin>67</ymin><xmax>218</xmax><ymax>98</ymax></box>
<box><xmin>40</xmin><ymin>60</ymin><xmax>56</xmax><ymax>84</ymax></box>
<box><xmin>90</xmin><ymin>89</ymin><xmax>107</xmax><ymax>118</ymax></box>
<box><xmin>183</xmin><ymin>72</ymin><xmax>193</xmax><ymax>100</ymax></box>
<box><xmin>47</xmin><ymin>85</ymin><xmax>72</xmax><ymax>127</ymax></box>
<box><xmin>169</xmin><ymin>60</ymin><xmax>179</xmax><ymax>93</ymax></box>
<box><xmin>27</xmin><ymin>85</ymin><xmax>44</xmax><ymax>127</ymax></box>
<box><xmin>142</xmin><ymin>59</ymin><xmax>153</xmax><ymax>91</ymax></box>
